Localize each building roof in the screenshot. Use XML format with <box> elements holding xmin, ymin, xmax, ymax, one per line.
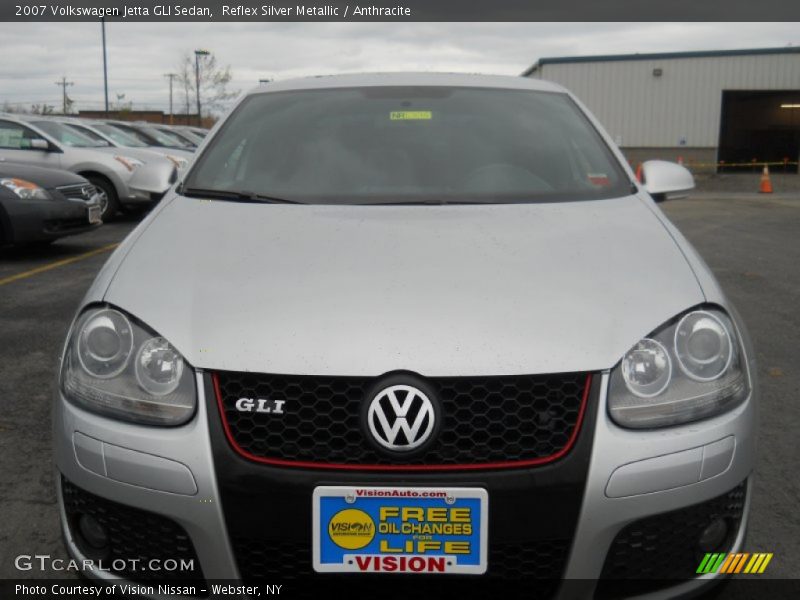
<box><xmin>522</xmin><ymin>46</ymin><xmax>800</xmax><ymax>76</ymax></box>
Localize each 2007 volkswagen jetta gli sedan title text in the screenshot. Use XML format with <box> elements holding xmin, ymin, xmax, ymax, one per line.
<box><xmin>53</xmin><ymin>73</ymin><xmax>756</xmax><ymax>599</ymax></box>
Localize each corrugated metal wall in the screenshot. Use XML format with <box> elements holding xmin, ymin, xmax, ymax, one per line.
<box><xmin>532</xmin><ymin>54</ymin><xmax>800</xmax><ymax>148</ymax></box>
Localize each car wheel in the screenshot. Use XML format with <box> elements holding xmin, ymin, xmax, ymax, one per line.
<box><xmin>86</xmin><ymin>177</ymin><xmax>119</xmax><ymax>222</ymax></box>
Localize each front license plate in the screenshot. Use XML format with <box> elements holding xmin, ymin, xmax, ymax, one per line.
<box><xmin>313</xmin><ymin>486</ymin><xmax>488</xmax><ymax>575</ymax></box>
<box><xmin>87</xmin><ymin>204</ymin><xmax>102</xmax><ymax>224</ymax></box>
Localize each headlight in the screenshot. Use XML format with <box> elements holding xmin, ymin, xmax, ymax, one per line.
<box><xmin>674</xmin><ymin>311</ymin><xmax>733</xmax><ymax>381</ymax></box>
<box><xmin>61</xmin><ymin>306</ymin><xmax>195</xmax><ymax>426</ymax></box>
<box><xmin>114</xmin><ymin>155</ymin><xmax>145</xmax><ymax>172</ymax></box>
<box><xmin>165</xmin><ymin>154</ymin><xmax>188</xmax><ymax>170</ymax></box>
<box><xmin>609</xmin><ymin>307</ymin><xmax>749</xmax><ymax>429</ymax></box>
<box><xmin>0</xmin><ymin>178</ymin><xmax>50</xmax><ymax>200</ymax></box>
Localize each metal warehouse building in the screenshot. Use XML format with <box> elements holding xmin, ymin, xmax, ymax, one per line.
<box><xmin>523</xmin><ymin>47</ymin><xmax>800</xmax><ymax>172</ymax></box>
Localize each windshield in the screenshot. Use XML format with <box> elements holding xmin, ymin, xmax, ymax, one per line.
<box><xmin>64</xmin><ymin>124</ymin><xmax>113</xmax><ymax>146</ymax></box>
<box><xmin>32</xmin><ymin>121</ymin><xmax>107</xmax><ymax>148</ymax></box>
<box><xmin>159</xmin><ymin>127</ymin><xmax>199</xmax><ymax>146</ymax></box>
<box><xmin>185</xmin><ymin>86</ymin><xmax>630</xmax><ymax>205</ymax></box>
<box><xmin>137</xmin><ymin>125</ymin><xmax>193</xmax><ymax>148</ymax></box>
<box><xmin>95</xmin><ymin>124</ymin><xmax>149</xmax><ymax>147</ymax></box>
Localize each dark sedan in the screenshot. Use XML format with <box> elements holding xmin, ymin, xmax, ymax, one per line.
<box><xmin>0</xmin><ymin>162</ymin><xmax>102</xmax><ymax>246</ymax></box>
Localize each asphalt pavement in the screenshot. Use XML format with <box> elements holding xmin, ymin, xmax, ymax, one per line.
<box><xmin>0</xmin><ymin>217</ymin><xmax>137</xmax><ymax>580</ymax></box>
<box><xmin>0</xmin><ymin>194</ymin><xmax>797</xmax><ymax>584</ymax></box>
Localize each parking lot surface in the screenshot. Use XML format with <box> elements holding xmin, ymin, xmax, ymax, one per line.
<box><xmin>0</xmin><ymin>194</ymin><xmax>798</xmax><ymax>580</ymax></box>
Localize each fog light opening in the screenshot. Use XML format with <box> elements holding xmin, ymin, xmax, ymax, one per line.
<box><xmin>77</xmin><ymin>513</ymin><xmax>109</xmax><ymax>550</ymax></box>
<box><xmin>698</xmin><ymin>518</ymin><xmax>730</xmax><ymax>554</ymax></box>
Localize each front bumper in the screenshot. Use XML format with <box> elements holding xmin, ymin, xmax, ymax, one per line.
<box><xmin>53</xmin><ymin>371</ymin><xmax>756</xmax><ymax>599</ymax></box>
<box><xmin>122</xmin><ymin>162</ymin><xmax>177</xmax><ymax>205</ymax></box>
<box><xmin>1</xmin><ymin>194</ymin><xmax>101</xmax><ymax>243</ymax></box>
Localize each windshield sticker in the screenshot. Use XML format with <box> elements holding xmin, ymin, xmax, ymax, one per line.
<box><xmin>588</xmin><ymin>173</ymin><xmax>611</xmax><ymax>186</ymax></box>
<box><xmin>390</xmin><ymin>111</ymin><xmax>432</xmax><ymax>121</ymax></box>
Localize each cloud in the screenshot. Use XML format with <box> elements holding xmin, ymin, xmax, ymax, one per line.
<box><xmin>0</xmin><ymin>22</ymin><xmax>797</xmax><ymax>113</ymax></box>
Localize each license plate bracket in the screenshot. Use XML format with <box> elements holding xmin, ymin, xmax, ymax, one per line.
<box><xmin>313</xmin><ymin>486</ymin><xmax>488</xmax><ymax>575</ymax></box>
<box><xmin>87</xmin><ymin>204</ymin><xmax>102</xmax><ymax>224</ymax></box>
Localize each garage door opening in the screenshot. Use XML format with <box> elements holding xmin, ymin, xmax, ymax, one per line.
<box><xmin>718</xmin><ymin>90</ymin><xmax>800</xmax><ymax>173</ymax></box>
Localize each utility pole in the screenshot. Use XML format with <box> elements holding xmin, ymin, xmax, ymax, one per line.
<box><xmin>101</xmin><ymin>18</ymin><xmax>109</xmax><ymax>116</ymax></box>
<box><xmin>55</xmin><ymin>76</ymin><xmax>74</xmax><ymax>115</ymax></box>
<box><xmin>164</xmin><ymin>73</ymin><xmax>177</xmax><ymax>124</ymax></box>
<box><xmin>194</xmin><ymin>49</ymin><xmax>209</xmax><ymax>126</ymax></box>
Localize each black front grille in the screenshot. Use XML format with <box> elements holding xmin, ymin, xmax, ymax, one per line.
<box><xmin>232</xmin><ymin>537</ymin><xmax>567</xmax><ymax>598</ymax></box>
<box><xmin>597</xmin><ymin>480</ymin><xmax>747</xmax><ymax>598</ymax></box>
<box><xmin>56</xmin><ymin>183</ymin><xmax>96</xmax><ymax>201</ymax></box>
<box><xmin>214</xmin><ymin>371</ymin><xmax>590</xmax><ymax>468</ymax></box>
<box><xmin>209</xmin><ymin>374</ymin><xmax>598</xmax><ymax>600</ymax></box>
<box><xmin>60</xmin><ymin>477</ymin><xmax>205</xmax><ymax>586</ymax></box>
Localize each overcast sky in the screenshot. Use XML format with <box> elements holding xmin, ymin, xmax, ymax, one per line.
<box><xmin>0</xmin><ymin>22</ymin><xmax>797</xmax><ymax>114</ymax></box>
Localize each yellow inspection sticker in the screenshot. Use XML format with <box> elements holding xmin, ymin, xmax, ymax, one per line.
<box><xmin>390</xmin><ymin>111</ymin><xmax>432</xmax><ymax>121</ymax></box>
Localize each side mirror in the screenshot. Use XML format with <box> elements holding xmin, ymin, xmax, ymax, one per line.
<box><xmin>641</xmin><ymin>160</ymin><xmax>694</xmax><ymax>202</ymax></box>
<box><xmin>29</xmin><ymin>138</ymin><xmax>50</xmax><ymax>151</ymax></box>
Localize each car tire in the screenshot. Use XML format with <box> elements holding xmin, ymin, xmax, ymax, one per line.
<box><xmin>86</xmin><ymin>176</ymin><xmax>119</xmax><ymax>222</ymax></box>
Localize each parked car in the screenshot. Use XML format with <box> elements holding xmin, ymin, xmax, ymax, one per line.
<box><xmin>178</xmin><ymin>125</ymin><xmax>209</xmax><ymax>139</ymax></box>
<box><xmin>54</xmin><ymin>74</ymin><xmax>755</xmax><ymax>598</ymax></box>
<box><xmin>0</xmin><ymin>162</ymin><xmax>101</xmax><ymax>246</ymax></box>
<box><xmin>32</xmin><ymin>119</ymin><xmax>184</xmax><ymax>199</ymax></box>
<box><xmin>0</xmin><ymin>114</ymin><xmax>177</xmax><ymax>221</ymax></box>
<box><xmin>151</xmin><ymin>124</ymin><xmax>203</xmax><ymax>148</ymax></box>
<box><xmin>50</xmin><ymin>117</ymin><xmax>192</xmax><ymax>172</ymax></box>
<box><xmin>99</xmin><ymin>120</ymin><xmax>195</xmax><ymax>151</ymax></box>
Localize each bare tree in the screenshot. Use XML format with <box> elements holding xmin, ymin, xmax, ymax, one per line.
<box><xmin>178</xmin><ymin>54</ymin><xmax>193</xmax><ymax>115</ymax></box>
<box><xmin>111</xmin><ymin>93</ymin><xmax>132</xmax><ymax>112</ymax></box>
<box><xmin>30</xmin><ymin>103</ymin><xmax>55</xmax><ymax>115</ymax></box>
<box><xmin>1</xmin><ymin>100</ymin><xmax>24</xmax><ymax>113</ymax></box>
<box><xmin>176</xmin><ymin>50</ymin><xmax>238</xmax><ymax>118</ymax></box>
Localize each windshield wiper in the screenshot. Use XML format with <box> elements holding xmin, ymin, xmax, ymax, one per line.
<box><xmin>180</xmin><ymin>187</ymin><xmax>306</xmax><ymax>204</ymax></box>
<box><xmin>363</xmin><ymin>199</ymin><xmax>494</xmax><ymax>206</ymax></box>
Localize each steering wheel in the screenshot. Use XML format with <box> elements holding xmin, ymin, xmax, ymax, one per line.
<box><xmin>462</xmin><ymin>163</ymin><xmax>555</xmax><ymax>193</ymax></box>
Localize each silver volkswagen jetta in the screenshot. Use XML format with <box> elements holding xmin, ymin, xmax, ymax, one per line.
<box><xmin>53</xmin><ymin>73</ymin><xmax>756</xmax><ymax>599</ymax></box>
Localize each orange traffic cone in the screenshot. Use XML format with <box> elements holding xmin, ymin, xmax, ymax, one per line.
<box><xmin>635</xmin><ymin>163</ymin><xmax>643</xmax><ymax>183</ymax></box>
<box><xmin>759</xmin><ymin>166</ymin><xmax>773</xmax><ymax>194</ymax></box>
<box><xmin>677</xmin><ymin>156</ymin><xmax>684</xmax><ymax>166</ymax></box>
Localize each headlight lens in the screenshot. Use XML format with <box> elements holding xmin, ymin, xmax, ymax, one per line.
<box><xmin>135</xmin><ymin>337</ymin><xmax>184</xmax><ymax>396</ymax></box>
<box><xmin>609</xmin><ymin>307</ymin><xmax>749</xmax><ymax>429</ymax></box>
<box><xmin>61</xmin><ymin>306</ymin><xmax>195</xmax><ymax>426</ymax></box>
<box><xmin>674</xmin><ymin>311</ymin><xmax>733</xmax><ymax>381</ymax></box>
<box><xmin>0</xmin><ymin>178</ymin><xmax>50</xmax><ymax>200</ymax></box>
<box><xmin>114</xmin><ymin>155</ymin><xmax>144</xmax><ymax>172</ymax></box>
<box><xmin>621</xmin><ymin>338</ymin><xmax>672</xmax><ymax>398</ymax></box>
<box><xmin>76</xmin><ymin>309</ymin><xmax>134</xmax><ymax>379</ymax></box>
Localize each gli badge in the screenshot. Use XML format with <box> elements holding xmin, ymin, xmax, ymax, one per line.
<box><xmin>235</xmin><ymin>397</ymin><xmax>286</xmax><ymax>414</ymax></box>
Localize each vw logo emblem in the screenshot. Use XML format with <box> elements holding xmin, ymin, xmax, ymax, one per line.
<box><xmin>366</xmin><ymin>383</ymin><xmax>437</xmax><ymax>452</ymax></box>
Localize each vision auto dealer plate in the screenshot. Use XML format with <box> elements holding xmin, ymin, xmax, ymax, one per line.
<box><xmin>313</xmin><ymin>486</ymin><xmax>488</xmax><ymax>575</ymax></box>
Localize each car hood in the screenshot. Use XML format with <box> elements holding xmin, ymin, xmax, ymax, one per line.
<box><xmin>142</xmin><ymin>147</ymin><xmax>194</xmax><ymax>160</ymax></box>
<box><xmin>104</xmin><ymin>194</ymin><xmax>704</xmax><ymax>376</ymax></box>
<box><xmin>0</xmin><ymin>161</ymin><xmax>87</xmax><ymax>188</ymax></box>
